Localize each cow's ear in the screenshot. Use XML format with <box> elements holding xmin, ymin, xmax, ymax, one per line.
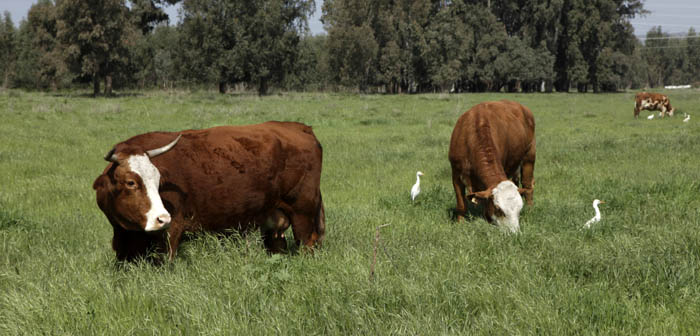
<box><xmin>93</xmin><ymin>174</ymin><xmax>108</xmax><ymax>190</ymax></box>
<box><xmin>93</xmin><ymin>174</ymin><xmax>115</xmax><ymax>211</ymax></box>
<box><xmin>94</xmin><ymin>173</ymin><xmax>116</xmax><ymax>194</ymax></box>
<box><xmin>468</xmin><ymin>189</ymin><xmax>492</xmax><ymax>204</ymax></box>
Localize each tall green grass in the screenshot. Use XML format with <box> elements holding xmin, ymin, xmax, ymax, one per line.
<box><xmin>1</xmin><ymin>90</ymin><xmax>699</xmax><ymax>335</ymax></box>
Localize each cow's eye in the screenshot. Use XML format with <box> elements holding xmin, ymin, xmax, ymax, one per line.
<box><xmin>126</xmin><ymin>180</ymin><xmax>137</xmax><ymax>188</ymax></box>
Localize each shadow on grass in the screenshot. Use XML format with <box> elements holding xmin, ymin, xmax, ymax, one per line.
<box><xmin>447</xmin><ymin>201</ymin><xmax>485</xmax><ymax>222</ymax></box>
<box><xmin>49</xmin><ymin>92</ymin><xmax>145</xmax><ymax>99</ymax></box>
<box><xmin>110</xmin><ymin>228</ymin><xmax>305</xmax><ymax>269</ymax></box>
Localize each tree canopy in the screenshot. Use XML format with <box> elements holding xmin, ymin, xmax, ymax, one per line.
<box><xmin>1</xmin><ymin>0</ymin><xmax>699</xmax><ymax>94</ymax></box>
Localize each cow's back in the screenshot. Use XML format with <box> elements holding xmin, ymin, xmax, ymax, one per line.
<box><xmin>131</xmin><ymin>122</ymin><xmax>322</xmax><ymax>232</ymax></box>
<box><xmin>449</xmin><ymin>100</ymin><xmax>534</xmax><ymax>181</ymax></box>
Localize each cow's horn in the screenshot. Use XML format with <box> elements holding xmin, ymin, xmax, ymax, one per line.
<box><xmin>104</xmin><ymin>148</ymin><xmax>118</xmax><ymax>162</ymax></box>
<box><xmin>146</xmin><ymin>134</ymin><xmax>181</xmax><ymax>158</ymax></box>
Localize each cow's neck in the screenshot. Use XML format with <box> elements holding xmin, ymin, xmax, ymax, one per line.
<box><xmin>473</xmin><ymin>116</ymin><xmax>508</xmax><ymax>188</ymax></box>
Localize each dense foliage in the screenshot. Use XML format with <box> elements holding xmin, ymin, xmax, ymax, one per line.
<box><xmin>1</xmin><ymin>0</ymin><xmax>699</xmax><ymax>94</ymax></box>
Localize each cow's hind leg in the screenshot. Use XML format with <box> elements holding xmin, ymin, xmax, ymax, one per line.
<box><xmin>520</xmin><ymin>145</ymin><xmax>536</xmax><ymax>206</ymax></box>
<box><xmin>261</xmin><ymin>209</ymin><xmax>290</xmax><ymax>253</ymax></box>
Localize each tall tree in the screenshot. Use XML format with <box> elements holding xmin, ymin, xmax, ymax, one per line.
<box><xmin>56</xmin><ymin>0</ymin><xmax>133</xmax><ymax>96</ymax></box>
<box><xmin>554</xmin><ymin>0</ymin><xmax>645</xmax><ymax>92</ymax></box>
<box><xmin>0</xmin><ymin>11</ymin><xmax>17</xmax><ymax>88</ymax></box>
<box><xmin>684</xmin><ymin>28</ymin><xmax>700</xmax><ymax>85</ymax></box>
<box><xmin>180</xmin><ymin>0</ymin><xmax>314</xmax><ymax>95</ymax></box>
<box><xmin>129</xmin><ymin>24</ymin><xmax>180</xmax><ymax>89</ymax></box>
<box><xmin>642</xmin><ymin>26</ymin><xmax>670</xmax><ymax>88</ymax></box>
<box><xmin>284</xmin><ymin>34</ymin><xmax>329</xmax><ymax>91</ymax></box>
<box><xmin>322</xmin><ymin>0</ymin><xmax>378</xmax><ymax>92</ymax></box>
<box><xmin>15</xmin><ymin>0</ymin><xmax>68</xmax><ymax>90</ymax></box>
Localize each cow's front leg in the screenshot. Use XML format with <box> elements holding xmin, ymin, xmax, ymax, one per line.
<box><xmin>289</xmin><ymin>211</ymin><xmax>322</xmax><ymax>250</ymax></box>
<box><xmin>452</xmin><ymin>171</ymin><xmax>469</xmax><ymax>221</ymax></box>
<box><xmin>166</xmin><ymin>224</ymin><xmax>184</xmax><ymax>261</ymax></box>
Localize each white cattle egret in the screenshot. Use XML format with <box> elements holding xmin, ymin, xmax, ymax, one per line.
<box><xmin>583</xmin><ymin>199</ymin><xmax>605</xmax><ymax>229</ymax></box>
<box><xmin>647</xmin><ymin>114</ymin><xmax>654</xmax><ymax>120</ymax></box>
<box><xmin>684</xmin><ymin>114</ymin><xmax>690</xmax><ymax>122</ymax></box>
<box><xmin>410</xmin><ymin>171</ymin><xmax>424</xmax><ymax>201</ymax></box>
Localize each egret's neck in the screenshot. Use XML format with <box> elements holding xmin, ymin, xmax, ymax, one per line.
<box><xmin>593</xmin><ymin>204</ymin><xmax>602</xmax><ymax>219</ymax></box>
<box><xmin>415</xmin><ymin>175</ymin><xmax>421</xmax><ymax>184</ymax></box>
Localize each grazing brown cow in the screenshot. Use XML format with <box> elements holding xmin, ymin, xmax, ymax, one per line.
<box><xmin>634</xmin><ymin>92</ymin><xmax>675</xmax><ymax>118</ymax></box>
<box><xmin>93</xmin><ymin>121</ymin><xmax>326</xmax><ymax>261</ymax></box>
<box><xmin>448</xmin><ymin>100</ymin><xmax>535</xmax><ymax>233</ymax></box>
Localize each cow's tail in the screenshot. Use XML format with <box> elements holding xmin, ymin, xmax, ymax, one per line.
<box><xmin>314</xmin><ymin>192</ymin><xmax>326</xmax><ymax>245</ymax></box>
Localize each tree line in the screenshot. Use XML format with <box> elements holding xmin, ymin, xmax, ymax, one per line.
<box><xmin>0</xmin><ymin>0</ymin><xmax>698</xmax><ymax>95</ymax></box>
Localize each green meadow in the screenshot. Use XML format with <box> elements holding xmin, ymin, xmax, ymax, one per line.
<box><xmin>1</xmin><ymin>90</ymin><xmax>699</xmax><ymax>335</ymax></box>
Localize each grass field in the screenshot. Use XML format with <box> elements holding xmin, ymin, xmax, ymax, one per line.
<box><xmin>1</xmin><ymin>89</ymin><xmax>699</xmax><ymax>335</ymax></box>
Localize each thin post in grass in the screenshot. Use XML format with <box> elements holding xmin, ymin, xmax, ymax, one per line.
<box><xmin>370</xmin><ymin>224</ymin><xmax>391</xmax><ymax>282</ymax></box>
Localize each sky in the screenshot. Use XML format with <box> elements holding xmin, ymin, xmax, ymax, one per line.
<box><xmin>1</xmin><ymin>0</ymin><xmax>697</xmax><ymax>38</ymax></box>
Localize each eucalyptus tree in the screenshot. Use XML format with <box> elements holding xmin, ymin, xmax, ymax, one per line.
<box><xmin>15</xmin><ymin>0</ymin><xmax>73</xmax><ymax>90</ymax></box>
<box><xmin>179</xmin><ymin>0</ymin><xmax>314</xmax><ymax>95</ymax></box>
<box><xmin>322</xmin><ymin>0</ymin><xmax>379</xmax><ymax>92</ymax></box>
<box><xmin>683</xmin><ymin>28</ymin><xmax>700</xmax><ymax>85</ymax></box>
<box><xmin>56</xmin><ymin>0</ymin><xmax>133</xmax><ymax>96</ymax></box>
<box><xmin>0</xmin><ymin>11</ymin><xmax>17</xmax><ymax>88</ymax></box>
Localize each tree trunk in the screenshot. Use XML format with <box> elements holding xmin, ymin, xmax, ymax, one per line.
<box><xmin>545</xmin><ymin>80</ymin><xmax>553</xmax><ymax>93</ymax></box>
<box><xmin>258</xmin><ymin>78</ymin><xmax>268</xmax><ymax>96</ymax></box>
<box><xmin>93</xmin><ymin>75</ymin><xmax>101</xmax><ymax>97</ymax></box>
<box><xmin>104</xmin><ymin>75</ymin><xmax>113</xmax><ymax>96</ymax></box>
<box><xmin>219</xmin><ymin>81</ymin><xmax>227</xmax><ymax>94</ymax></box>
<box><xmin>2</xmin><ymin>70</ymin><xmax>9</xmax><ymax>89</ymax></box>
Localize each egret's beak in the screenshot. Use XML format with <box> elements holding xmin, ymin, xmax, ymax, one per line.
<box><xmin>599</xmin><ymin>201</ymin><xmax>606</xmax><ymax>204</ymax></box>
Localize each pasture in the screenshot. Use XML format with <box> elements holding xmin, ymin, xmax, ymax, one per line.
<box><xmin>1</xmin><ymin>90</ymin><xmax>699</xmax><ymax>335</ymax></box>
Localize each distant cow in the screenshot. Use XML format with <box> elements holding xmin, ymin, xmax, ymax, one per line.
<box><xmin>93</xmin><ymin>122</ymin><xmax>326</xmax><ymax>261</ymax></box>
<box><xmin>634</xmin><ymin>92</ymin><xmax>675</xmax><ymax>118</ymax></box>
<box><xmin>448</xmin><ymin>100</ymin><xmax>535</xmax><ymax>233</ymax></box>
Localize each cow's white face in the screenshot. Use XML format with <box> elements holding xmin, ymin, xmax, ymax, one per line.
<box><xmin>492</xmin><ymin>180</ymin><xmax>523</xmax><ymax>233</ymax></box>
<box><xmin>127</xmin><ymin>154</ymin><xmax>171</xmax><ymax>231</ymax></box>
<box><xmin>95</xmin><ymin>134</ymin><xmax>181</xmax><ymax>233</ymax></box>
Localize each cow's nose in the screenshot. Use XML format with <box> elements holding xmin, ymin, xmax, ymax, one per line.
<box><xmin>157</xmin><ymin>214</ymin><xmax>171</xmax><ymax>226</ymax></box>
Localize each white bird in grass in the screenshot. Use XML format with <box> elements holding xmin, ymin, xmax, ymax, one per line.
<box><xmin>410</xmin><ymin>171</ymin><xmax>424</xmax><ymax>202</ymax></box>
<box><xmin>683</xmin><ymin>114</ymin><xmax>690</xmax><ymax>122</ymax></box>
<box><xmin>584</xmin><ymin>199</ymin><xmax>606</xmax><ymax>229</ymax></box>
<box><xmin>647</xmin><ymin>114</ymin><xmax>654</xmax><ymax>120</ymax></box>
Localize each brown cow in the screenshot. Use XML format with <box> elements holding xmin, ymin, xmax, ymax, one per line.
<box><xmin>448</xmin><ymin>100</ymin><xmax>535</xmax><ymax>233</ymax></box>
<box><xmin>93</xmin><ymin>121</ymin><xmax>326</xmax><ymax>261</ymax></box>
<box><xmin>634</xmin><ymin>92</ymin><xmax>675</xmax><ymax>118</ymax></box>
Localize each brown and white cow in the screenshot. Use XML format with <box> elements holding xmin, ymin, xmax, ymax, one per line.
<box><xmin>448</xmin><ymin>100</ymin><xmax>535</xmax><ymax>233</ymax></box>
<box><xmin>634</xmin><ymin>92</ymin><xmax>675</xmax><ymax>118</ymax></box>
<box><xmin>93</xmin><ymin>121</ymin><xmax>325</xmax><ymax>261</ymax></box>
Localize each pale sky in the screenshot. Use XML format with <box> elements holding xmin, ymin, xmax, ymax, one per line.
<box><xmin>1</xmin><ymin>0</ymin><xmax>696</xmax><ymax>38</ymax></box>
